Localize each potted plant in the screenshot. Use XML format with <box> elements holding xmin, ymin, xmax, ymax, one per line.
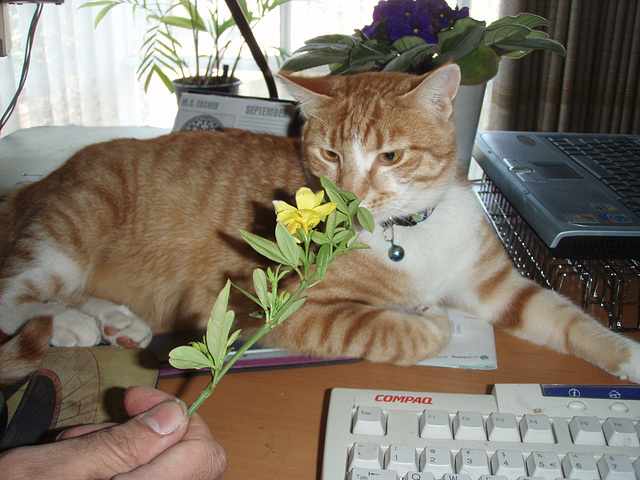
<box><xmin>280</xmin><ymin>0</ymin><xmax>566</xmax><ymax>169</ymax></box>
<box><xmin>81</xmin><ymin>0</ymin><xmax>291</xmax><ymax>97</ymax></box>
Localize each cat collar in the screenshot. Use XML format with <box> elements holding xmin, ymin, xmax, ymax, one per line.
<box><xmin>381</xmin><ymin>207</ymin><xmax>435</xmax><ymax>262</ymax></box>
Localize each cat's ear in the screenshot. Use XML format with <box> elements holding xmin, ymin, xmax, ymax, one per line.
<box><xmin>277</xmin><ymin>72</ymin><xmax>332</xmax><ymax>116</ymax></box>
<box><xmin>401</xmin><ymin>63</ymin><xmax>461</xmax><ymax>122</ymax></box>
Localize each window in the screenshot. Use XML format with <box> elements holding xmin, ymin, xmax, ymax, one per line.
<box><xmin>0</xmin><ymin>1</ymin><xmax>494</xmax><ymax>137</ymax></box>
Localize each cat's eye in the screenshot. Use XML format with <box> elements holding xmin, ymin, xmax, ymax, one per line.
<box><xmin>378</xmin><ymin>151</ymin><xmax>403</xmax><ymax>164</ymax></box>
<box><xmin>321</xmin><ymin>149</ymin><xmax>340</xmax><ymax>162</ymax></box>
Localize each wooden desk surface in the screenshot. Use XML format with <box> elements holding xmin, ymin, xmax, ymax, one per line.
<box><xmin>157</xmin><ymin>328</ymin><xmax>638</xmax><ymax>479</ymax></box>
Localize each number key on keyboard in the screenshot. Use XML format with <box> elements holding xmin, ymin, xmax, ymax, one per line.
<box><xmin>597</xmin><ymin>454</ymin><xmax>637</xmax><ymax>480</ymax></box>
<box><xmin>385</xmin><ymin>444</ymin><xmax>418</xmax><ymax>476</ymax></box>
<box><xmin>525</xmin><ymin>451</ymin><xmax>562</xmax><ymax>480</ymax></box>
<box><xmin>561</xmin><ymin>452</ymin><xmax>599</xmax><ymax>480</ymax></box>
<box><xmin>420</xmin><ymin>446</ymin><xmax>454</xmax><ymax>478</ymax></box>
<box><xmin>455</xmin><ymin>448</ymin><xmax>490</xmax><ymax>477</ymax></box>
<box><xmin>490</xmin><ymin>449</ymin><xmax>527</xmax><ymax>478</ymax></box>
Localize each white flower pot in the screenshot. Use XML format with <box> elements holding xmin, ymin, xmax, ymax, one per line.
<box><xmin>453</xmin><ymin>83</ymin><xmax>486</xmax><ymax>173</ymax></box>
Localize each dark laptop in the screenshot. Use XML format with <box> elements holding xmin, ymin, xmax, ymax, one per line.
<box><xmin>473</xmin><ymin>131</ymin><xmax>640</xmax><ymax>259</ymax></box>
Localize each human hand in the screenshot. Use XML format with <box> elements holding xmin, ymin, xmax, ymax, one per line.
<box><xmin>0</xmin><ymin>386</ymin><xmax>227</xmax><ymax>479</ymax></box>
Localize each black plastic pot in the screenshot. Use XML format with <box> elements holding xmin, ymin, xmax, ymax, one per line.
<box><xmin>172</xmin><ymin>76</ymin><xmax>242</xmax><ymax>103</ymax></box>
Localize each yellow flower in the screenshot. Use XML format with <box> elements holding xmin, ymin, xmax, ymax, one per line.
<box><xmin>273</xmin><ymin>187</ymin><xmax>337</xmax><ymax>235</ymax></box>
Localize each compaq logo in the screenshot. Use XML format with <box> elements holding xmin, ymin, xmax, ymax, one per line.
<box><xmin>374</xmin><ymin>394</ymin><xmax>433</xmax><ymax>405</ymax></box>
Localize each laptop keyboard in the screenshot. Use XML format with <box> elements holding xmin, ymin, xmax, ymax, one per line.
<box><xmin>548</xmin><ymin>136</ymin><xmax>640</xmax><ymax>216</ymax></box>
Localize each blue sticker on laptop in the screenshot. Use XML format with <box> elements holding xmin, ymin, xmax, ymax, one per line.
<box><xmin>598</xmin><ymin>213</ymin><xmax>632</xmax><ymax>224</ymax></box>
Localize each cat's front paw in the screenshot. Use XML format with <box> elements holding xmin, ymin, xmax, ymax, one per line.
<box><xmin>615</xmin><ymin>346</ymin><xmax>640</xmax><ymax>384</ymax></box>
<box><xmin>51</xmin><ymin>310</ymin><xmax>102</xmax><ymax>347</ymax></box>
<box><xmin>97</xmin><ymin>305</ymin><xmax>153</xmax><ymax>348</ymax></box>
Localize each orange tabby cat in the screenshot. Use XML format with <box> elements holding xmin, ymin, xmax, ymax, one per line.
<box><xmin>1</xmin><ymin>64</ymin><xmax>639</xmax><ymax>386</ymax></box>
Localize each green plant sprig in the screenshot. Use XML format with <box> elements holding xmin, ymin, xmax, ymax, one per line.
<box><xmin>168</xmin><ymin>177</ymin><xmax>374</xmax><ymax>415</ymax></box>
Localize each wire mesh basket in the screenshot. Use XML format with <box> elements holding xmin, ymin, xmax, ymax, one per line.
<box><xmin>476</xmin><ymin>174</ymin><xmax>640</xmax><ymax>332</ymax></box>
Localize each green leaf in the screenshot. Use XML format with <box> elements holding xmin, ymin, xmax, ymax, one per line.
<box><xmin>320</xmin><ymin>177</ymin><xmax>349</xmax><ymax>215</ymax></box>
<box><xmin>438</xmin><ymin>17</ymin><xmax>486</xmax><ymax>61</ymax></box>
<box><xmin>275</xmin><ymin>221</ymin><xmax>300</xmax><ymax>267</ymax></box>
<box><xmin>347</xmin><ymin>198</ymin><xmax>361</xmax><ymax>216</ymax></box>
<box><xmin>311</xmin><ymin>231</ymin><xmax>330</xmax><ymax>245</ymax></box>
<box><xmin>226</xmin><ymin>329</ymin><xmax>242</xmax><ymax>348</ymax></box>
<box><xmin>239</xmin><ymin>229</ymin><xmax>290</xmax><ymax>265</ymax></box>
<box><xmin>494</xmin><ymin>37</ymin><xmax>566</xmax><ymax>57</ymax></box>
<box><xmin>253</xmin><ymin>268</ymin><xmax>268</xmax><ymax>308</ymax></box>
<box><xmin>302</xmin><ymin>34</ymin><xmax>353</xmax><ymax>45</ymax></box>
<box><xmin>160</xmin><ymin>15</ymin><xmax>207</xmax><ymax>31</ymax></box>
<box><xmin>351</xmin><ymin>242</ymin><xmax>371</xmax><ymax>250</ymax></box>
<box><xmin>281</xmin><ymin>52</ymin><xmax>348</xmax><ymax>71</ymax></box>
<box><xmin>94</xmin><ymin>2</ymin><xmax>119</xmax><ymax>27</ymax></box>
<box><xmin>276</xmin><ymin>297</ymin><xmax>307</xmax><ymax>325</ymax></box>
<box><xmin>206</xmin><ymin>280</ymin><xmax>235</xmax><ymax>369</ymax></box>
<box><xmin>382</xmin><ymin>43</ymin><xmax>438</xmax><ymax>72</ymax></box>
<box><xmin>488</xmin><ymin>13</ymin><xmax>549</xmax><ymax>29</ymax></box>
<box><xmin>168</xmin><ymin>345</ymin><xmax>214</xmax><ymax>370</ymax></box>
<box><xmin>324</xmin><ymin>210</ymin><xmax>337</xmax><ymax>239</ymax></box>
<box><xmin>391</xmin><ymin>35</ymin><xmax>426</xmax><ymax>53</ymax></box>
<box><xmin>483</xmin><ymin>24</ymin><xmax>531</xmax><ymax>47</ymax></box>
<box><xmin>332</xmin><ymin>229</ymin><xmax>351</xmax><ymax>245</ymax></box>
<box><xmin>315</xmin><ymin>243</ymin><xmax>331</xmax><ymax>278</ymax></box>
<box><xmin>356</xmin><ymin>207</ymin><xmax>375</xmax><ymax>233</ymax></box>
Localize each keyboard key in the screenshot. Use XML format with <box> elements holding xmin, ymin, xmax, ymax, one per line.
<box><xmin>491</xmin><ymin>449</ymin><xmax>526</xmax><ymax>478</ymax></box>
<box><xmin>602</xmin><ymin>418</ymin><xmax>640</xmax><ymax>447</ymax></box>
<box><xmin>452</xmin><ymin>411</ymin><xmax>486</xmax><ymax>440</ymax></box>
<box><xmin>420</xmin><ymin>446</ymin><xmax>453</xmax><ymax>478</ymax></box>
<box><xmin>568</xmin><ymin>416</ymin><xmax>605</xmax><ymax>445</ymax></box>
<box><xmin>519</xmin><ymin>414</ymin><xmax>555</xmax><ymax>444</ymax></box>
<box><xmin>455</xmin><ymin>448</ymin><xmax>490</xmax><ymax>477</ymax></box>
<box><xmin>561</xmin><ymin>452</ymin><xmax>599</xmax><ymax>480</ymax></box>
<box><xmin>385</xmin><ymin>445</ymin><xmax>418</xmax><ymax>476</ymax></box>
<box><xmin>403</xmin><ymin>473</ymin><xmax>434</xmax><ymax>480</ymax></box>
<box><xmin>486</xmin><ymin>412</ymin><xmax>520</xmax><ymax>442</ymax></box>
<box><xmin>419</xmin><ymin>410</ymin><xmax>452</xmax><ymax>439</ymax></box>
<box><xmin>479</xmin><ymin>476</ymin><xmax>508</xmax><ymax>480</ymax></box>
<box><xmin>349</xmin><ymin>443</ymin><xmax>384</xmax><ymax>470</ymax></box>
<box><xmin>597</xmin><ymin>454</ymin><xmax>636</xmax><ymax>480</ymax></box>
<box><xmin>352</xmin><ymin>406</ymin><xmax>387</xmax><ymax>436</ymax></box>
<box><xmin>525</xmin><ymin>451</ymin><xmax>562</xmax><ymax>480</ymax></box>
<box><xmin>442</xmin><ymin>474</ymin><xmax>471</xmax><ymax>480</ymax></box>
<box><xmin>348</xmin><ymin>467</ymin><xmax>398</xmax><ymax>480</ymax></box>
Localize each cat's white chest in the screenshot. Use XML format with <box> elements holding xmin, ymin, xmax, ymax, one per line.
<box><xmin>360</xmin><ymin>186</ymin><xmax>484</xmax><ymax>304</ymax></box>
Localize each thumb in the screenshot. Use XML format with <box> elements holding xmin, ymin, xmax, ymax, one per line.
<box><xmin>55</xmin><ymin>397</ymin><xmax>189</xmax><ymax>479</ymax></box>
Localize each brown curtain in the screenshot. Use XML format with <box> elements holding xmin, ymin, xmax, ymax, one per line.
<box><xmin>486</xmin><ymin>0</ymin><xmax>640</xmax><ymax>134</ymax></box>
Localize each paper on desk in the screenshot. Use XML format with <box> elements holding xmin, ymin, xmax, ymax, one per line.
<box><xmin>172</xmin><ymin>92</ymin><xmax>298</xmax><ymax>136</ymax></box>
<box><xmin>416</xmin><ymin>309</ymin><xmax>497</xmax><ymax>370</ymax></box>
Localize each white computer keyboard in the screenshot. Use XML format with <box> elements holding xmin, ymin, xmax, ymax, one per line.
<box><xmin>321</xmin><ymin>384</ymin><xmax>640</xmax><ymax>480</ymax></box>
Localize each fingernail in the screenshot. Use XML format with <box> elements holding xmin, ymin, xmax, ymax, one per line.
<box><xmin>138</xmin><ymin>398</ymin><xmax>188</xmax><ymax>435</ymax></box>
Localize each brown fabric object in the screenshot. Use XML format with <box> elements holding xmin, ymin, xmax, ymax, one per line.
<box><xmin>486</xmin><ymin>0</ymin><xmax>640</xmax><ymax>134</ymax></box>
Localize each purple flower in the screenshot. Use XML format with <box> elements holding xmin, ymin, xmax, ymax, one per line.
<box><xmin>362</xmin><ymin>0</ymin><xmax>469</xmax><ymax>44</ymax></box>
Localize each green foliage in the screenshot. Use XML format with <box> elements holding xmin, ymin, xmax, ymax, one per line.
<box><xmin>168</xmin><ymin>177</ymin><xmax>373</xmax><ymax>415</ymax></box>
<box><xmin>281</xmin><ymin>11</ymin><xmax>565</xmax><ymax>85</ymax></box>
<box><xmin>79</xmin><ymin>0</ymin><xmax>292</xmax><ymax>92</ymax></box>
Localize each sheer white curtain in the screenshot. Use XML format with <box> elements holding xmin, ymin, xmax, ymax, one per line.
<box><xmin>0</xmin><ymin>0</ymin><xmax>384</xmax><ymax>138</ymax></box>
<box><xmin>0</xmin><ymin>0</ymin><xmax>159</xmax><ymax>137</ymax></box>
